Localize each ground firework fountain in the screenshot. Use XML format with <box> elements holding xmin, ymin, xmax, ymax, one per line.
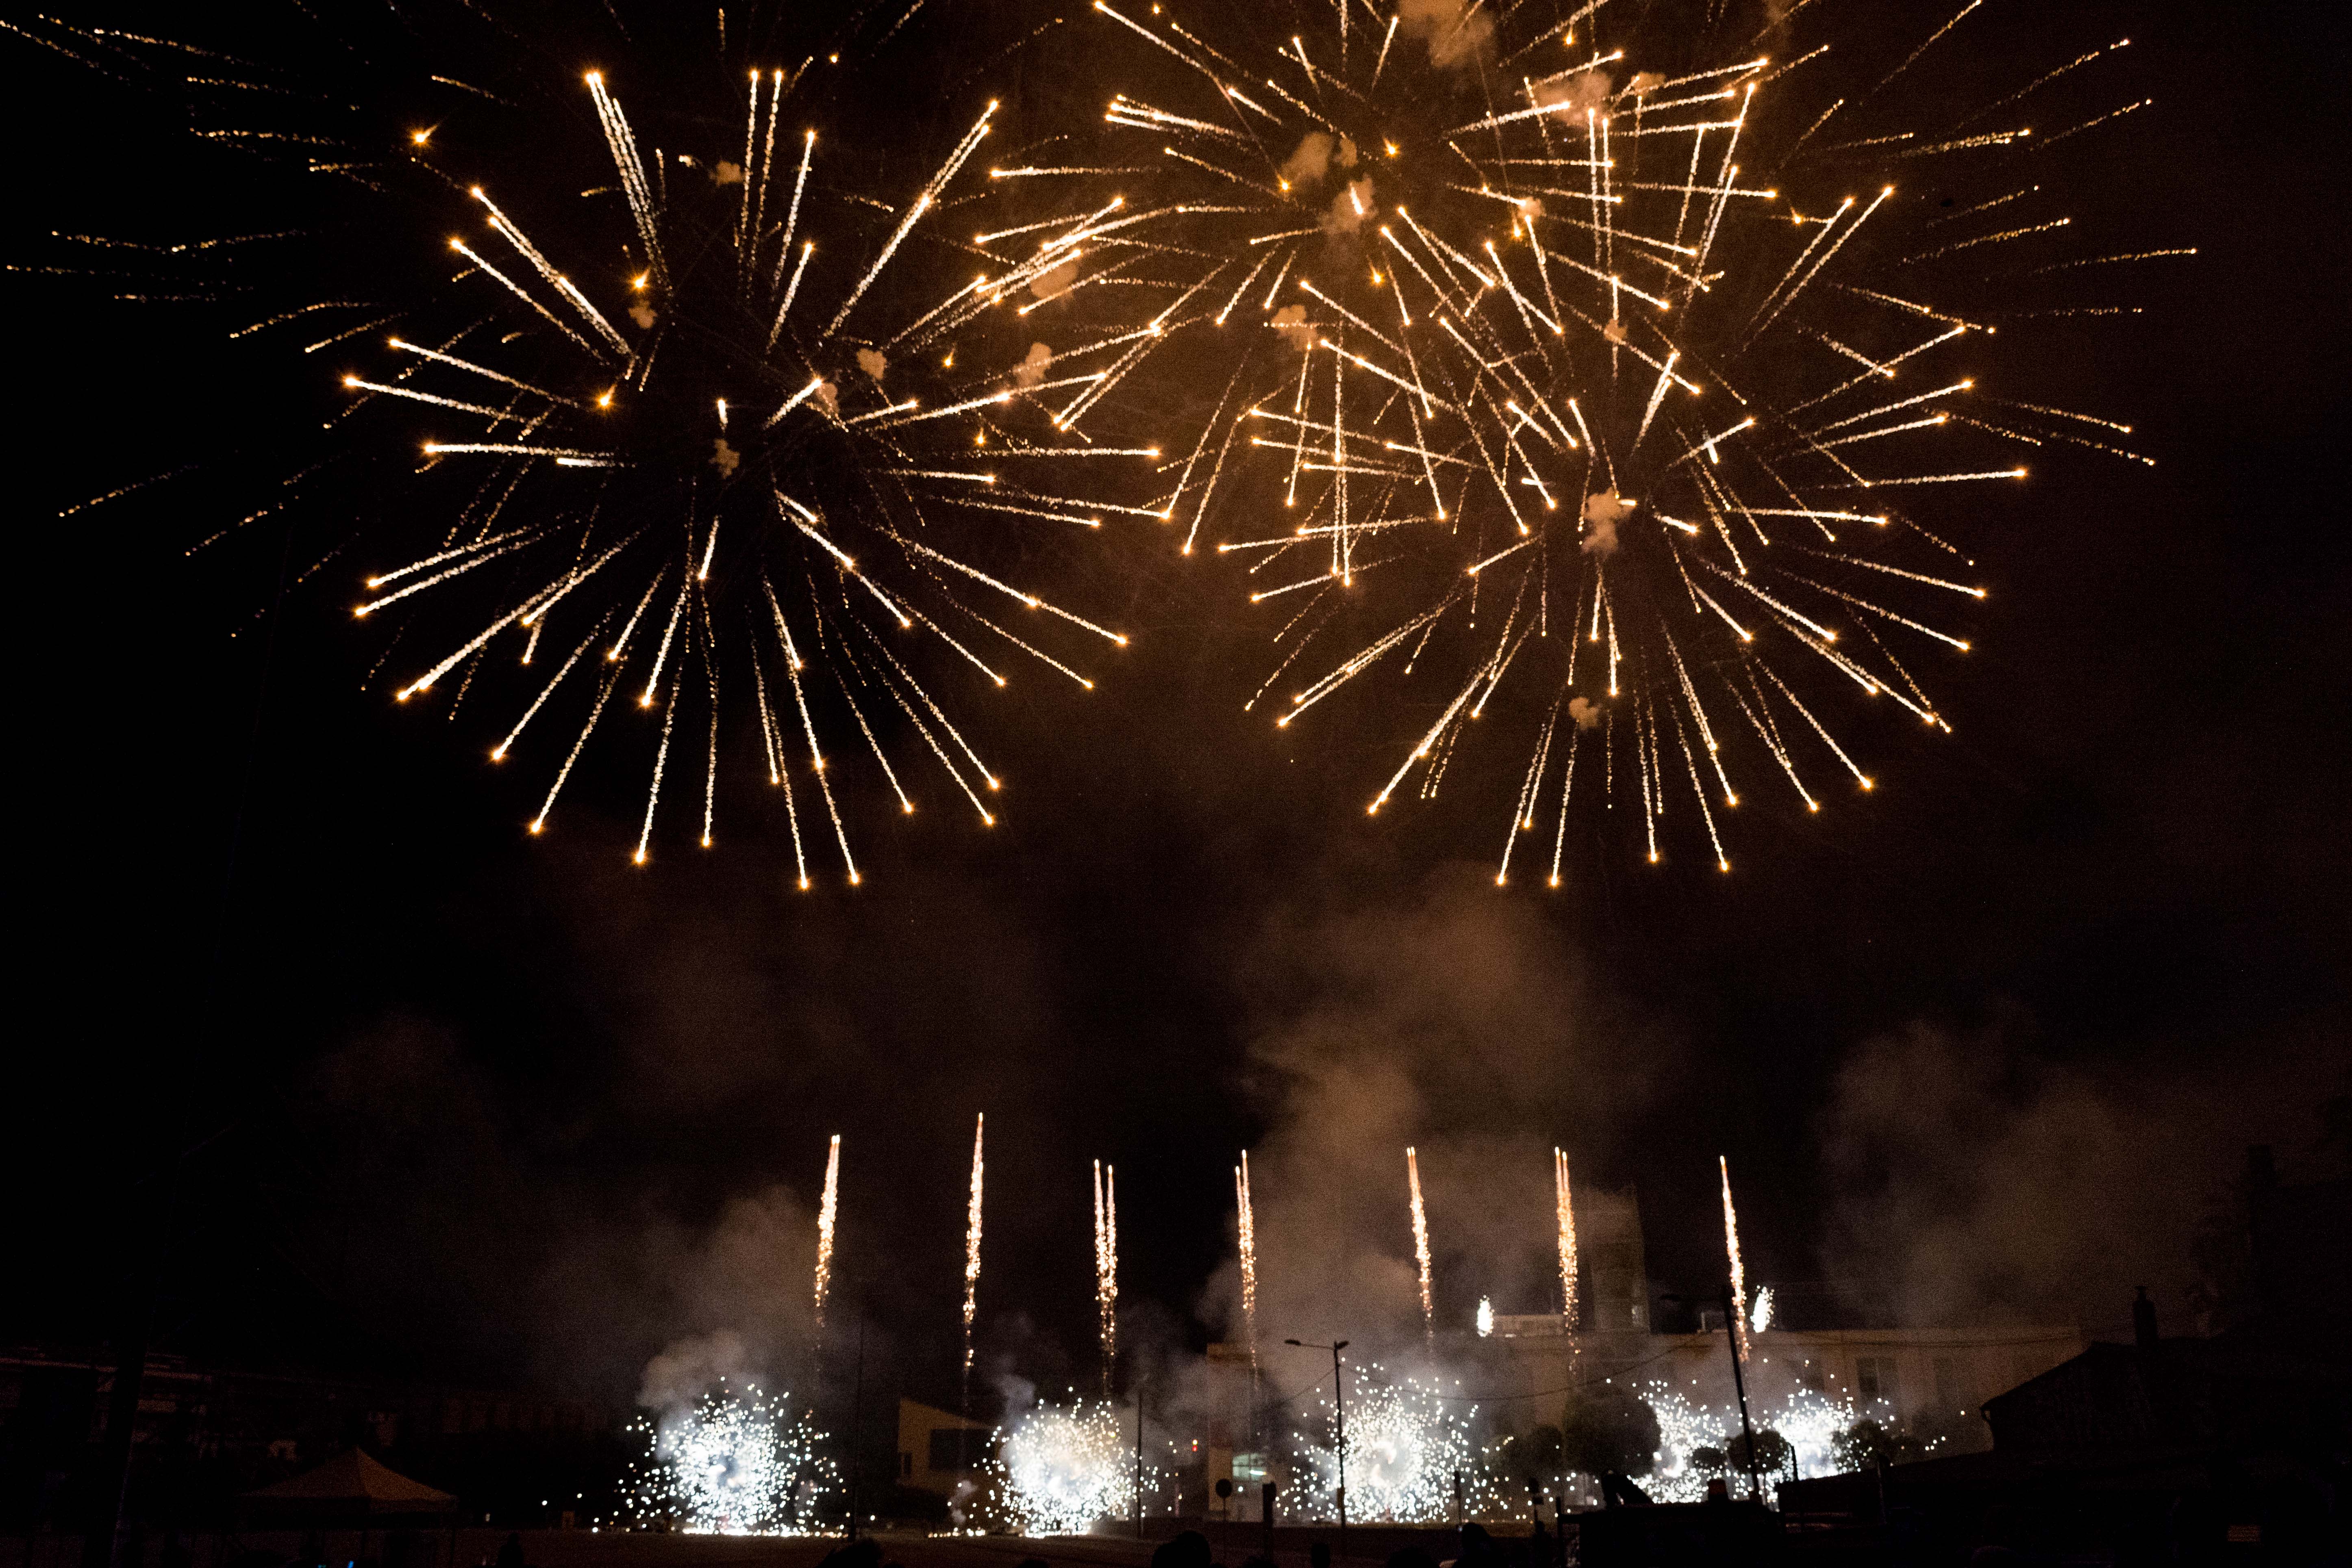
<box><xmin>1294</xmin><ymin>1368</ymin><xmax>1502</xmax><ymax>1524</ymax></box>
<box><xmin>985</xmin><ymin>1400</ymin><xmax>1158</xmax><ymax>1536</ymax></box>
<box><xmin>626</xmin><ymin>1383</ymin><xmax>837</xmax><ymax>1535</ymax></box>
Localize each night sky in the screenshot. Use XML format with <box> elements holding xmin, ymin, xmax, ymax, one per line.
<box><xmin>6</xmin><ymin>0</ymin><xmax>2347</xmax><ymax>1417</ymax></box>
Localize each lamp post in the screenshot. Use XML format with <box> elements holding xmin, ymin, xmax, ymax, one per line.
<box><xmin>1285</xmin><ymin>1339</ymin><xmax>1350</xmax><ymax>1555</ymax></box>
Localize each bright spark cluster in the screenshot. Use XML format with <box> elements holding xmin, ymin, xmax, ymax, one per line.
<box><xmin>624</xmin><ymin>1384</ymin><xmax>837</xmax><ymax>1535</ymax></box>
<box><xmin>1294</xmin><ymin>1367</ymin><xmax>1507</xmax><ymax>1524</ymax></box>
<box><xmin>984</xmin><ymin>1399</ymin><xmax>1157</xmax><ymax>1536</ymax></box>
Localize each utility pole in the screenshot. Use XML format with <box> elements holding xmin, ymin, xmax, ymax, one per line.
<box><xmin>1721</xmin><ymin>1285</ymin><xmax>1761</xmax><ymax>1505</ymax></box>
<box><xmin>1285</xmin><ymin>1339</ymin><xmax>1350</xmax><ymax>1556</ymax></box>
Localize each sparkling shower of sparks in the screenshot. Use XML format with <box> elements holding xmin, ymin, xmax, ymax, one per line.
<box><xmin>984</xmin><ymin>1400</ymin><xmax>1157</xmax><ymax>1535</ymax></box>
<box><xmin>812</xmin><ymin>1133</ymin><xmax>840</xmax><ymax>1332</ymax></box>
<box><xmin>624</xmin><ymin>1383</ymin><xmax>837</xmax><ymax>1535</ymax></box>
<box><xmin>1067</xmin><ymin>0</ymin><xmax>2171</xmax><ymax>875</ymax></box>
<box><xmin>1750</xmin><ymin>1284</ymin><xmax>1774</xmax><ymax>1333</ymax></box>
<box><xmin>1406</xmin><ymin>1146</ymin><xmax>1435</xmax><ymax>1346</ymax></box>
<box><xmin>1720</xmin><ymin>1153</ymin><xmax>1751</xmax><ymax>1364</ymax></box>
<box><xmin>1294</xmin><ymin>1367</ymin><xmax>1504</xmax><ymax>1524</ymax></box>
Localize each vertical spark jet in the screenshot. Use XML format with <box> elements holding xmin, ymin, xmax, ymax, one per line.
<box><xmin>1407</xmin><ymin>1146</ymin><xmax>1435</xmax><ymax>1348</ymax></box>
<box><xmin>1235</xmin><ymin>1153</ymin><xmax>1260</xmax><ymax>1377</ymax></box>
<box><xmin>1719</xmin><ymin>1154</ymin><xmax>1750</xmax><ymax>1364</ymax></box>
<box><xmin>813</xmin><ymin>1134</ymin><xmax>840</xmax><ymax>1332</ymax></box>
<box><xmin>963</xmin><ymin>1114</ymin><xmax>985</xmax><ymax>1381</ymax></box>
<box><xmin>1093</xmin><ymin>1159</ymin><xmax>1119</xmax><ymax>1394</ymax></box>
<box><xmin>1553</xmin><ymin>1147</ymin><xmax>1580</xmax><ymax>1346</ymax></box>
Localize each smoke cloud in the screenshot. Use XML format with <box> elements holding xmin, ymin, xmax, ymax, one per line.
<box><xmin>1198</xmin><ymin>866</ymin><xmax>1680</xmax><ymax>1348</ymax></box>
<box><xmin>1270</xmin><ymin>303</ymin><xmax>1315</xmax><ymax>354</ymax></box>
<box><xmin>1397</xmin><ymin>0</ymin><xmax>1494</xmax><ymax>70</ymax></box>
<box><xmin>1816</xmin><ymin>1020</ymin><xmax>2344</xmax><ymax>1330</ymax></box>
<box><xmin>1010</xmin><ymin>341</ymin><xmax>1053</xmax><ymax>390</ymax></box>
<box><xmin>1581</xmin><ymin>489</ymin><xmax>1631</xmax><ymax>555</ymax></box>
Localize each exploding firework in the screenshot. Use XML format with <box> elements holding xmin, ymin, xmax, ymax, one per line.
<box><xmin>1406</xmin><ymin>1146</ymin><xmax>1435</xmax><ymax>1345</ymax></box>
<box><xmin>1093</xmin><ymin>1158</ymin><xmax>1119</xmax><ymax>1392</ymax></box>
<box><xmin>1720</xmin><ymin>1153</ymin><xmax>1750</xmax><ymax>1363</ymax></box>
<box><xmin>33</xmin><ymin>10</ymin><xmax>1168</xmax><ymax>883</ymax></box>
<box><xmin>1293</xmin><ymin>1367</ymin><xmax>1502</xmax><ymax>1524</ymax></box>
<box><xmin>813</xmin><ymin>1133</ymin><xmax>840</xmax><ymax>1332</ymax></box>
<box><xmin>963</xmin><ymin>1111</ymin><xmax>985</xmax><ymax>1379</ymax></box>
<box><xmin>1076</xmin><ymin>0</ymin><xmax>2173</xmax><ymax>875</ymax></box>
<box><xmin>983</xmin><ymin>1399</ymin><xmax>1155</xmax><ymax>1536</ymax></box>
<box><xmin>625</xmin><ymin>1382</ymin><xmax>838</xmax><ymax>1535</ymax></box>
<box><xmin>1554</xmin><ymin>1146</ymin><xmax>1580</xmax><ymax>1338</ymax></box>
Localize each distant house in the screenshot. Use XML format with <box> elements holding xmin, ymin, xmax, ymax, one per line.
<box><xmin>894</xmin><ymin>1397</ymin><xmax>993</xmax><ymax>1501</ymax></box>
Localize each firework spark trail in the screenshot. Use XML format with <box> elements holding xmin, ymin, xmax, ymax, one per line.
<box><xmin>1235</xmin><ymin>1152</ymin><xmax>1260</xmax><ymax>1381</ymax></box>
<box><xmin>1092</xmin><ymin>1159</ymin><xmax>1119</xmax><ymax>1393</ymax></box>
<box><xmin>1554</xmin><ymin>1146</ymin><xmax>1580</xmax><ymax>1342</ymax></box>
<box><xmin>962</xmin><ymin>1111</ymin><xmax>985</xmax><ymax>1383</ymax></box>
<box><xmin>1067</xmin><ymin>0</ymin><xmax>2165</xmax><ymax>877</ymax></box>
<box><xmin>1720</xmin><ymin>1153</ymin><xmax>1750</xmax><ymax>1364</ymax></box>
<box><xmin>1406</xmin><ymin>1146</ymin><xmax>1435</xmax><ymax>1347</ymax></box>
<box><xmin>813</xmin><ymin>1134</ymin><xmax>840</xmax><ymax>1333</ymax></box>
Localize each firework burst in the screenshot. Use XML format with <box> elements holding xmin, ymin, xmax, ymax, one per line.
<box><xmin>33</xmin><ymin>9</ymin><xmax>1169</xmax><ymax>885</ymax></box>
<box><xmin>1077</xmin><ymin>0</ymin><xmax>2173</xmax><ymax>876</ymax></box>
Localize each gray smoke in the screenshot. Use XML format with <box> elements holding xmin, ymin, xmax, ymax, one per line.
<box><xmin>1196</xmin><ymin>865</ymin><xmax>1681</xmax><ymax>1347</ymax></box>
<box><xmin>1816</xmin><ymin>1020</ymin><xmax>2344</xmax><ymax>1330</ymax></box>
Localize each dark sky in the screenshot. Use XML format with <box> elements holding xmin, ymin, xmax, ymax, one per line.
<box><xmin>6</xmin><ymin>0</ymin><xmax>2347</xmax><ymax>1416</ymax></box>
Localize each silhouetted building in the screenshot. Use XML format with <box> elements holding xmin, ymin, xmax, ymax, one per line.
<box><xmin>893</xmin><ymin>1398</ymin><xmax>992</xmax><ymax>1502</ymax></box>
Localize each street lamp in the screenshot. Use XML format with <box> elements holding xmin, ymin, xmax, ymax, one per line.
<box><xmin>1285</xmin><ymin>1339</ymin><xmax>1351</xmax><ymax>1552</ymax></box>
